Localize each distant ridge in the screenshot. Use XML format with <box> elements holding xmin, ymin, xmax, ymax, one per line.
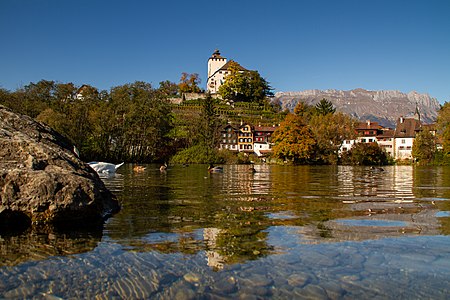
<box><xmin>272</xmin><ymin>89</ymin><xmax>441</xmax><ymax>128</ymax></box>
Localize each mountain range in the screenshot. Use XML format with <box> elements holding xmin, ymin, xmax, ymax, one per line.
<box><xmin>272</xmin><ymin>89</ymin><xmax>441</xmax><ymax>128</ymax></box>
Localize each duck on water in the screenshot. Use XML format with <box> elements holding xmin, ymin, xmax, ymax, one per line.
<box><xmin>160</xmin><ymin>163</ymin><xmax>168</xmax><ymax>172</ymax></box>
<box><xmin>208</xmin><ymin>165</ymin><xmax>223</xmax><ymax>173</ymax></box>
<box><xmin>133</xmin><ymin>165</ymin><xmax>146</xmax><ymax>172</ymax></box>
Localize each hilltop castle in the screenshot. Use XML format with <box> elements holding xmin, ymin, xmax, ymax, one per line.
<box><xmin>206</xmin><ymin>49</ymin><xmax>247</xmax><ymax>94</ymax></box>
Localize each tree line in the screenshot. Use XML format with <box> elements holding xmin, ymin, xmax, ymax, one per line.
<box><xmin>1</xmin><ymin>77</ymin><xmax>449</xmax><ymax>166</ymax></box>
<box><xmin>0</xmin><ymin>80</ymin><xmax>175</xmax><ymax>162</ymax></box>
<box><xmin>0</xmin><ymin>72</ymin><xmax>274</xmax><ymax>164</ymax></box>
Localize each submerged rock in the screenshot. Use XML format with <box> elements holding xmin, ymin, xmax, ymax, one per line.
<box><xmin>0</xmin><ymin>105</ymin><xmax>120</xmax><ymax>227</ymax></box>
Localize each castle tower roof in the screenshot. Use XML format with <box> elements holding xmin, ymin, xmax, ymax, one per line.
<box><xmin>210</xmin><ymin>49</ymin><xmax>225</xmax><ymax>59</ymax></box>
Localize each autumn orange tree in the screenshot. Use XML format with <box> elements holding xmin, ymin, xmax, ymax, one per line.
<box><xmin>272</xmin><ymin>113</ymin><xmax>316</xmax><ymax>163</ymax></box>
<box><xmin>178</xmin><ymin>73</ymin><xmax>202</xmax><ymax>94</ymax></box>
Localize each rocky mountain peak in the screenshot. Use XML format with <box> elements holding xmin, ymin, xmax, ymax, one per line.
<box><xmin>273</xmin><ymin>89</ymin><xmax>440</xmax><ymax>128</ymax></box>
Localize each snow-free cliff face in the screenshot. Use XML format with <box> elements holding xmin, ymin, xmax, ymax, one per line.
<box><xmin>273</xmin><ymin>89</ymin><xmax>441</xmax><ymax>128</ymax></box>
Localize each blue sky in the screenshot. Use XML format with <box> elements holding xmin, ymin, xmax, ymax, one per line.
<box><xmin>1</xmin><ymin>0</ymin><xmax>449</xmax><ymax>103</ymax></box>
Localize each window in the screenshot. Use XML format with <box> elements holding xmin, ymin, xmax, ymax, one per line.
<box><xmin>362</xmin><ymin>138</ymin><xmax>366</xmax><ymax>143</ymax></box>
<box><xmin>401</xmin><ymin>139</ymin><xmax>406</xmax><ymax>144</ymax></box>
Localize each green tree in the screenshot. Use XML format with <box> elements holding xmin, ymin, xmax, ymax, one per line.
<box><xmin>341</xmin><ymin>142</ymin><xmax>389</xmax><ymax>165</ymax></box>
<box><xmin>54</xmin><ymin>82</ymin><xmax>77</xmax><ymax>103</ymax></box>
<box><xmin>272</xmin><ymin>113</ymin><xmax>316</xmax><ymax>163</ymax></box>
<box><xmin>171</xmin><ymin>93</ymin><xmax>222</xmax><ymax>164</ymax></box>
<box><xmin>314</xmin><ymin>98</ymin><xmax>336</xmax><ymax>115</ymax></box>
<box><xmin>218</xmin><ymin>61</ymin><xmax>273</xmax><ymax>103</ymax></box>
<box><xmin>97</xmin><ymin>81</ymin><xmax>173</xmax><ymax>162</ymax></box>
<box><xmin>13</xmin><ymin>80</ymin><xmax>57</xmax><ymax>117</ymax></box>
<box><xmin>412</xmin><ymin>129</ymin><xmax>436</xmax><ymax>164</ymax></box>
<box><xmin>0</xmin><ymin>88</ymin><xmax>15</xmax><ymax>111</ymax></box>
<box><xmin>309</xmin><ymin>112</ymin><xmax>356</xmax><ymax>164</ymax></box>
<box><xmin>158</xmin><ymin>80</ymin><xmax>179</xmax><ymax>97</ymax></box>
<box><xmin>199</xmin><ymin>93</ymin><xmax>220</xmax><ymax>149</ymax></box>
<box><xmin>36</xmin><ymin>84</ymin><xmax>102</xmax><ymax>160</ymax></box>
<box><xmin>437</xmin><ymin>102</ymin><xmax>450</xmax><ymax>154</ymax></box>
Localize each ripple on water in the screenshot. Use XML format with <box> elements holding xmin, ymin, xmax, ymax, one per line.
<box><xmin>266</xmin><ymin>211</ymin><xmax>297</xmax><ymax>220</ymax></box>
<box><xmin>436</xmin><ymin>211</ymin><xmax>450</xmax><ymax>217</ymax></box>
<box><xmin>336</xmin><ymin>219</ymin><xmax>409</xmax><ymax>227</ymax></box>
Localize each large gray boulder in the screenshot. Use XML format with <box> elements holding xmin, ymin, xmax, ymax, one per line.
<box><xmin>0</xmin><ymin>105</ymin><xmax>120</xmax><ymax>227</ymax></box>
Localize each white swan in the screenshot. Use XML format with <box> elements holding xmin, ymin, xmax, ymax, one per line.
<box><xmin>88</xmin><ymin>161</ymin><xmax>124</xmax><ymax>174</ymax></box>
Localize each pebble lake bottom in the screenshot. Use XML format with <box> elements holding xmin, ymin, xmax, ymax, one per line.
<box><xmin>1</xmin><ymin>164</ymin><xmax>449</xmax><ymax>299</ymax></box>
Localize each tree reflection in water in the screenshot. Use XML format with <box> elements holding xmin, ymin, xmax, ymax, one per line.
<box><xmin>3</xmin><ymin>164</ymin><xmax>448</xmax><ymax>269</ymax></box>
<box><xmin>99</xmin><ymin>164</ymin><xmax>450</xmax><ymax>268</ymax></box>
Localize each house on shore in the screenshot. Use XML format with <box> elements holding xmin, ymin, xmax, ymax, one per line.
<box><xmin>340</xmin><ymin>107</ymin><xmax>437</xmax><ymax>161</ymax></box>
<box><xmin>340</xmin><ymin>120</ymin><xmax>390</xmax><ymax>154</ymax></box>
<box><xmin>253</xmin><ymin>125</ymin><xmax>276</xmax><ymax>157</ymax></box>
<box><xmin>393</xmin><ymin>115</ymin><xmax>422</xmax><ymax>160</ymax></box>
<box><xmin>219</xmin><ymin>124</ymin><xmax>239</xmax><ymax>152</ymax></box>
<box><xmin>219</xmin><ymin>123</ymin><xmax>277</xmax><ymax>157</ymax></box>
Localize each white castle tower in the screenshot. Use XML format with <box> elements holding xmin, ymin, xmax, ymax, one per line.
<box><xmin>207</xmin><ymin>49</ymin><xmax>227</xmax><ymax>94</ymax></box>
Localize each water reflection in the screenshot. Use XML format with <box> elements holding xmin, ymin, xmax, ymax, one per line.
<box><xmin>0</xmin><ymin>225</ymin><xmax>102</xmax><ymax>267</ymax></box>
<box><xmin>2</xmin><ymin>165</ymin><xmax>447</xmax><ymax>268</ymax></box>
<box><xmin>99</xmin><ymin>164</ymin><xmax>450</xmax><ymax>267</ymax></box>
<box><xmin>0</xmin><ymin>165</ymin><xmax>449</xmax><ymax>298</ymax></box>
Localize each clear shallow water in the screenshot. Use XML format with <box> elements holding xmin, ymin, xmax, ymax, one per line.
<box><xmin>1</xmin><ymin>165</ymin><xmax>450</xmax><ymax>299</ymax></box>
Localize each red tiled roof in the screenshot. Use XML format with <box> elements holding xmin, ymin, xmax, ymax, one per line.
<box><xmin>356</xmin><ymin>121</ymin><xmax>382</xmax><ymax>130</ymax></box>
<box><xmin>254</xmin><ymin>126</ymin><xmax>277</xmax><ymax>132</ymax></box>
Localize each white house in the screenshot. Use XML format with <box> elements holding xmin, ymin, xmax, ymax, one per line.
<box><xmin>393</xmin><ymin>116</ymin><xmax>421</xmax><ymax>160</ymax></box>
<box><xmin>340</xmin><ymin>120</ymin><xmax>396</xmax><ymax>158</ymax></box>
<box><xmin>253</xmin><ymin>126</ymin><xmax>276</xmax><ymax>157</ymax></box>
<box><xmin>376</xmin><ymin>129</ymin><xmax>395</xmax><ymax>158</ymax></box>
<box><xmin>206</xmin><ymin>49</ymin><xmax>247</xmax><ymax>94</ymax></box>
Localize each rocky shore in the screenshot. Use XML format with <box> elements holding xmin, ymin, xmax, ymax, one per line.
<box><xmin>0</xmin><ymin>105</ymin><xmax>120</xmax><ymax>228</ymax></box>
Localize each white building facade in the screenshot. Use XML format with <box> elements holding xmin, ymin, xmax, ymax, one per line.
<box><xmin>207</xmin><ymin>50</ymin><xmax>227</xmax><ymax>94</ymax></box>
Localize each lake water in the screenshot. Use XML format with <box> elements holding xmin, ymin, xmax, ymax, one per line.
<box><xmin>1</xmin><ymin>164</ymin><xmax>450</xmax><ymax>299</ymax></box>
